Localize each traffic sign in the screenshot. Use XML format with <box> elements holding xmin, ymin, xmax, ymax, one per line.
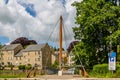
<box><xmin>108</xmin><ymin>52</ymin><xmax>116</xmax><ymax>57</ymax></box>
<box><xmin>108</xmin><ymin>52</ymin><xmax>116</xmax><ymax>70</ymax></box>
<box><xmin>110</xmin><ymin>57</ymin><xmax>114</xmax><ymax>62</ymax></box>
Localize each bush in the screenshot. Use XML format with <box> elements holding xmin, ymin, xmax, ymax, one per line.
<box><xmin>18</xmin><ymin>64</ymin><xmax>32</xmax><ymax>70</ymax></box>
<box><xmin>114</xmin><ymin>65</ymin><xmax>120</xmax><ymax>77</ymax></box>
<box><xmin>92</xmin><ymin>64</ymin><xmax>109</xmax><ymax>75</ymax></box>
<box><xmin>25</xmin><ymin>64</ymin><xmax>32</xmax><ymax>70</ymax></box>
<box><xmin>91</xmin><ymin>63</ymin><xmax>120</xmax><ymax>78</ymax></box>
<box><xmin>8</xmin><ymin>64</ymin><xmax>14</xmax><ymax>70</ymax></box>
<box><xmin>18</xmin><ymin>65</ymin><xmax>25</xmax><ymax>70</ymax></box>
<box><xmin>51</xmin><ymin>60</ymin><xmax>58</xmax><ymax>69</ymax></box>
<box><xmin>74</xmin><ymin>67</ymin><xmax>79</xmax><ymax>74</ymax></box>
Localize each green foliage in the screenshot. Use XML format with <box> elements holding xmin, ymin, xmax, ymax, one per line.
<box><xmin>115</xmin><ymin>69</ymin><xmax>120</xmax><ymax>77</ymax></box>
<box><xmin>8</xmin><ymin>64</ymin><xmax>14</xmax><ymax>70</ymax></box>
<box><xmin>91</xmin><ymin>63</ymin><xmax>120</xmax><ymax>77</ymax></box>
<box><xmin>18</xmin><ymin>64</ymin><xmax>32</xmax><ymax>70</ymax></box>
<box><xmin>18</xmin><ymin>65</ymin><xmax>25</xmax><ymax>70</ymax></box>
<box><xmin>51</xmin><ymin>60</ymin><xmax>58</xmax><ymax>69</ymax></box>
<box><xmin>72</xmin><ymin>0</ymin><xmax>120</xmax><ymax>69</ymax></box>
<box><xmin>8</xmin><ymin>64</ymin><xmax>14</xmax><ymax>68</ymax></box>
<box><xmin>0</xmin><ymin>70</ymin><xmax>27</xmax><ymax>78</ymax></box>
<box><xmin>92</xmin><ymin>64</ymin><xmax>109</xmax><ymax>75</ymax></box>
<box><xmin>25</xmin><ymin>64</ymin><xmax>32</xmax><ymax>70</ymax></box>
<box><xmin>0</xmin><ymin>43</ymin><xmax>2</xmax><ymax>49</ymax></box>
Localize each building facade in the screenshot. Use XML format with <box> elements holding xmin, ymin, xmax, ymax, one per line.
<box><xmin>0</xmin><ymin>44</ymin><xmax>23</xmax><ymax>65</ymax></box>
<box><xmin>0</xmin><ymin>43</ymin><xmax>55</xmax><ymax>70</ymax></box>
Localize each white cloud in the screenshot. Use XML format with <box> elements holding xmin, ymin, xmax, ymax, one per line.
<box><xmin>0</xmin><ymin>0</ymin><xmax>82</xmax><ymax>48</ymax></box>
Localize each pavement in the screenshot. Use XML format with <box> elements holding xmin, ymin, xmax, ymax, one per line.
<box><xmin>38</xmin><ymin>75</ymin><xmax>120</xmax><ymax>80</ymax></box>
<box><xmin>0</xmin><ymin>75</ymin><xmax>120</xmax><ymax>80</ymax></box>
<box><xmin>39</xmin><ymin>74</ymin><xmax>81</xmax><ymax>79</ymax></box>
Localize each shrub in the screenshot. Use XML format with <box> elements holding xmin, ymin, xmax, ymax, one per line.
<box><xmin>8</xmin><ymin>64</ymin><xmax>14</xmax><ymax>70</ymax></box>
<box><xmin>91</xmin><ymin>63</ymin><xmax>120</xmax><ymax>77</ymax></box>
<box><xmin>25</xmin><ymin>64</ymin><xmax>32</xmax><ymax>70</ymax></box>
<box><xmin>18</xmin><ymin>64</ymin><xmax>32</xmax><ymax>70</ymax></box>
<box><xmin>114</xmin><ymin>64</ymin><xmax>120</xmax><ymax>77</ymax></box>
<box><xmin>18</xmin><ymin>65</ymin><xmax>25</xmax><ymax>70</ymax></box>
<box><xmin>92</xmin><ymin>64</ymin><xmax>109</xmax><ymax>75</ymax></box>
<box><xmin>51</xmin><ymin>60</ymin><xmax>58</xmax><ymax>69</ymax></box>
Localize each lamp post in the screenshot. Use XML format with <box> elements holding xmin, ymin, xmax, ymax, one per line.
<box><xmin>110</xmin><ymin>31</ymin><xmax>112</xmax><ymax>52</ymax></box>
<box><xmin>109</xmin><ymin>30</ymin><xmax>113</xmax><ymax>74</ymax></box>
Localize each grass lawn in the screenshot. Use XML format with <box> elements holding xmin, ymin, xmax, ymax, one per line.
<box><xmin>0</xmin><ymin>70</ymin><xmax>40</xmax><ymax>78</ymax></box>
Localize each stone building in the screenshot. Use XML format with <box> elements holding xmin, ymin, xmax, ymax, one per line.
<box><xmin>0</xmin><ymin>43</ymin><xmax>55</xmax><ymax>70</ymax></box>
<box><xmin>0</xmin><ymin>44</ymin><xmax>23</xmax><ymax>65</ymax></box>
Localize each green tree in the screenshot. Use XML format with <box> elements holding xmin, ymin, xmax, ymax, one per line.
<box><xmin>72</xmin><ymin>0</ymin><xmax>120</xmax><ymax>69</ymax></box>
<box><xmin>0</xmin><ymin>43</ymin><xmax>2</xmax><ymax>49</ymax></box>
<box><xmin>51</xmin><ymin>60</ymin><xmax>58</xmax><ymax>68</ymax></box>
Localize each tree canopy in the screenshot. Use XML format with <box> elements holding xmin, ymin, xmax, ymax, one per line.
<box><xmin>0</xmin><ymin>43</ymin><xmax>2</xmax><ymax>49</ymax></box>
<box><xmin>72</xmin><ymin>0</ymin><xmax>120</xmax><ymax>68</ymax></box>
<box><xmin>11</xmin><ymin>37</ymin><xmax>37</xmax><ymax>48</ymax></box>
<box><xmin>67</xmin><ymin>41</ymin><xmax>79</xmax><ymax>52</ymax></box>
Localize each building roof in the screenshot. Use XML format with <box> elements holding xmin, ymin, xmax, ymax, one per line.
<box><xmin>15</xmin><ymin>50</ymin><xmax>24</xmax><ymax>57</ymax></box>
<box><xmin>23</xmin><ymin>44</ymin><xmax>46</xmax><ymax>52</ymax></box>
<box><xmin>1</xmin><ymin>44</ymin><xmax>21</xmax><ymax>51</ymax></box>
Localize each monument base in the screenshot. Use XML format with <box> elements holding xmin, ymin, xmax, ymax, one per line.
<box><xmin>58</xmin><ymin>70</ymin><xmax>62</xmax><ymax>76</ymax></box>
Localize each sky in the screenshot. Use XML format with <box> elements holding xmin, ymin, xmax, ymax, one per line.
<box><xmin>0</xmin><ymin>0</ymin><xmax>82</xmax><ymax>49</ymax></box>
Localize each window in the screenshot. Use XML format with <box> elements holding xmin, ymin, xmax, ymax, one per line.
<box><xmin>1</xmin><ymin>62</ymin><xmax>4</xmax><ymax>65</ymax></box>
<box><xmin>19</xmin><ymin>63</ymin><xmax>21</xmax><ymax>65</ymax></box>
<box><xmin>20</xmin><ymin>57</ymin><xmax>21</xmax><ymax>60</ymax></box>
<box><xmin>7</xmin><ymin>62</ymin><xmax>11</xmax><ymax>65</ymax></box>
<box><xmin>38</xmin><ymin>51</ymin><xmax>41</xmax><ymax>57</ymax></box>
<box><xmin>28</xmin><ymin>59</ymin><xmax>30</xmax><ymax>62</ymax></box>
<box><xmin>38</xmin><ymin>58</ymin><xmax>40</xmax><ymax>61</ymax></box>
<box><xmin>35</xmin><ymin>51</ymin><xmax>37</xmax><ymax>55</ymax></box>
<box><xmin>38</xmin><ymin>51</ymin><xmax>40</xmax><ymax>55</ymax></box>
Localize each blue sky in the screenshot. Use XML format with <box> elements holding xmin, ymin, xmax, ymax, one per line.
<box><xmin>0</xmin><ymin>36</ymin><xmax>9</xmax><ymax>45</ymax></box>
<box><xmin>0</xmin><ymin>0</ymin><xmax>81</xmax><ymax>47</ymax></box>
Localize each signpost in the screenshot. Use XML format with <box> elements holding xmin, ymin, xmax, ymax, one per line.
<box><xmin>108</xmin><ymin>52</ymin><xmax>116</xmax><ymax>72</ymax></box>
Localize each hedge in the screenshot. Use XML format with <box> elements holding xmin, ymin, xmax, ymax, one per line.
<box><xmin>18</xmin><ymin>65</ymin><xmax>25</xmax><ymax>70</ymax></box>
<box><xmin>18</xmin><ymin>64</ymin><xmax>32</xmax><ymax>70</ymax></box>
<box><xmin>92</xmin><ymin>64</ymin><xmax>109</xmax><ymax>75</ymax></box>
<box><xmin>91</xmin><ymin>63</ymin><xmax>120</xmax><ymax>77</ymax></box>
